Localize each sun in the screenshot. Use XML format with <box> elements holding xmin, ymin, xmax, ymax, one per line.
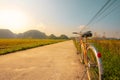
<box><xmin>0</xmin><ymin>10</ymin><xmax>28</xmax><ymax>31</ymax></box>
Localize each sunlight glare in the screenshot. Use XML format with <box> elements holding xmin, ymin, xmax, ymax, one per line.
<box><xmin>0</xmin><ymin>10</ymin><xmax>29</xmax><ymax>31</ymax></box>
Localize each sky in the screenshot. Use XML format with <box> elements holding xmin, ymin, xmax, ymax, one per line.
<box><xmin>0</xmin><ymin>0</ymin><xmax>120</xmax><ymax>38</ymax></box>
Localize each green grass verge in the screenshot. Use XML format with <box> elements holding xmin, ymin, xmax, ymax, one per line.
<box><xmin>93</xmin><ymin>40</ymin><xmax>120</xmax><ymax>80</ymax></box>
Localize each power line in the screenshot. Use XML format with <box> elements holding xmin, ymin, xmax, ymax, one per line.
<box><xmin>80</xmin><ymin>0</ymin><xmax>112</xmax><ymax>32</ymax></box>
<box><xmin>92</xmin><ymin>0</ymin><xmax>117</xmax><ymax>22</ymax></box>
<box><xmin>94</xmin><ymin>1</ymin><xmax>120</xmax><ymax>24</ymax></box>
<box><xmin>85</xmin><ymin>0</ymin><xmax>112</xmax><ymax>27</ymax></box>
<box><xmin>80</xmin><ymin>0</ymin><xmax>120</xmax><ymax>32</ymax></box>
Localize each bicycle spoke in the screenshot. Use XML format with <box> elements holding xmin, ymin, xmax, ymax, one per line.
<box><xmin>87</xmin><ymin>49</ymin><xmax>99</xmax><ymax>80</ymax></box>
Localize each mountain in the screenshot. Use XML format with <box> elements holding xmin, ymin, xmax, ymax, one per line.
<box><xmin>0</xmin><ymin>29</ymin><xmax>69</xmax><ymax>39</ymax></box>
<box><xmin>48</xmin><ymin>34</ymin><xmax>57</xmax><ymax>39</ymax></box>
<box><xmin>0</xmin><ymin>29</ymin><xmax>15</xmax><ymax>38</ymax></box>
<box><xmin>59</xmin><ymin>34</ymin><xmax>69</xmax><ymax>39</ymax></box>
<box><xmin>22</xmin><ymin>30</ymin><xmax>47</xmax><ymax>39</ymax></box>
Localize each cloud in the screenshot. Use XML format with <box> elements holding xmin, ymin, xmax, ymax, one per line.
<box><xmin>78</xmin><ymin>25</ymin><xmax>85</xmax><ymax>31</ymax></box>
<box><xmin>36</xmin><ymin>23</ymin><xmax>46</xmax><ymax>30</ymax></box>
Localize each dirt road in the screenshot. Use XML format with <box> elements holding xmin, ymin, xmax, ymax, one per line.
<box><xmin>0</xmin><ymin>40</ymin><xmax>87</xmax><ymax>80</ymax></box>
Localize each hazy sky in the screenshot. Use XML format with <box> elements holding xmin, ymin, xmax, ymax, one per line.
<box><xmin>0</xmin><ymin>0</ymin><xmax>120</xmax><ymax>38</ymax></box>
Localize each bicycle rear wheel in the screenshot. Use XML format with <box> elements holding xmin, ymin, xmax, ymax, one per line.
<box><xmin>87</xmin><ymin>45</ymin><xmax>103</xmax><ymax>80</ymax></box>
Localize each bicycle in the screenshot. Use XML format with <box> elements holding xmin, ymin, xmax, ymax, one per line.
<box><xmin>73</xmin><ymin>31</ymin><xmax>103</xmax><ymax>80</ymax></box>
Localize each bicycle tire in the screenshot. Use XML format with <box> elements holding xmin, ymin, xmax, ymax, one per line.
<box><xmin>86</xmin><ymin>45</ymin><xmax>103</xmax><ymax>80</ymax></box>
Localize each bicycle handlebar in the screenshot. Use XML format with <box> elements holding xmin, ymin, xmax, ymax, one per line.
<box><xmin>73</xmin><ymin>31</ymin><xmax>92</xmax><ymax>37</ymax></box>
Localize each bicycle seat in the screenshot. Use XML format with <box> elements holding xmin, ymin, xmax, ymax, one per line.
<box><xmin>82</xmin><ymin>31</ymin><xmax>92</xmax><ymax>37</ymax></box>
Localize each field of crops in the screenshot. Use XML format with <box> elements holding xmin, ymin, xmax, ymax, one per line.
<box><xmin>73</xmin><ymin>39</ymin><xmax>120</xmax><ymax>80</ymax></box>
<box><xmin>0</xmin><ymin>39</ymin><xmax>65</xmax><ymax>55</ymax></box>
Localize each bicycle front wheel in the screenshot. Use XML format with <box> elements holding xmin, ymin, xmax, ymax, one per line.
<box><xmin>87</xmin><ymin>45</ymin><xmax>103</xmax><ymax>80</ymax></box>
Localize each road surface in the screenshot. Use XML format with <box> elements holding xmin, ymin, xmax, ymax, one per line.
<box><xmin>0</xmin><ymin>40</ymin><xmax>87</xmax><ymax>80</ymax></box>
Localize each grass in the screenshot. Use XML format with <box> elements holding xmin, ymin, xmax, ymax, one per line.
<box><xmin>0</xmin><ymin>39</ymin><xmax>65</xmax><ymax>55</ymax></box>
<box><xmin>93</xmin><ymin>40</ymin><xmax>120</xmax><ymax>80</ymax></box>
<box><xmin>73</xmin><ymin>39</ymin><xmax>120</xmax><ymax>80</ymax></box>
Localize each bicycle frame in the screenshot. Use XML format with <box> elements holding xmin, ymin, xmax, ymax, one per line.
<box><xmin>73</xmin><ymin>31</ymin><xmax>103</xmax><ymax>80</ymax></box>
<box><xmin>79</xmin><ymin>35</ymin><xmax>89</xmax><ymax>65</ymax></box>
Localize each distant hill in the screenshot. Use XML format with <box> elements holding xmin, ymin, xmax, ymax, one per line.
<box><xmin>48</xmin><ymin>34</ymin><xmax>57</xmax><ymax>39</ymax></box>
<box><xmin>0</xmin><ymin>29</ymin><xmax>69</xmax><ymax>39</ymax></box>
<box><xmin>0</xmin><ymin>29</ymin><xmax>15</xmax><ymax>38</ymax></box>
<box><xmin>21</xmin><ymin>30</ymin><xmax>47</xmax><ymax>39</ymax></box>
<box><xmin>59</xmin><ymin>34</ymin><xmax>69</xmax><ymax>39</ymax></box>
